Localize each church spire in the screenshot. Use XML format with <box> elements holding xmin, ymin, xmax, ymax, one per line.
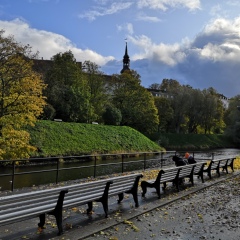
<box><xmin>120</xmin><ymin>41</ymin><xmax>130</xmax><ymax>74</ymax></box>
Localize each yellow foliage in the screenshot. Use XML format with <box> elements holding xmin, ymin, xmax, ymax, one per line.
<box><xmin>0</xmin><ymin>31</ymin><xmax>46</xmax><ymax>160</ymax></box>
<box><xmin>234</xmin><ymin>157</ymin><xmax>240</xmax><ymax>170</ymax></box>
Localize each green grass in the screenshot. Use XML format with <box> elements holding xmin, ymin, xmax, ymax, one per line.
<box><xmin>159</xmin><ymin>133</ymin><xmax>236</xmax><ymax>150</ymax></box>
<box><xmin>28</xmin><ymin>120</ymin><xmax>163</xmax><ymax>157</ymax></box>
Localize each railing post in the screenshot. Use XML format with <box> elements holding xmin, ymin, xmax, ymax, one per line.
<box><xmin>144</xmin><ymin>153</ymin><xmax>146</xmax><ymax>170</ymax></box>
<box><xmin>56</xmin><ymin>159</ymin><xmax>60</xmax><ymax>184</ymax></box>
<box><xmin>122</xmin><ymin>154</ymin><xmax>124</xmax><ymax>173</ymax></box>
<box><xmin>94</xmin><ymin>156</ymin><xmax>97</xmax><ymax>178</ymax></box>
<box><xmin>161</xmin><ymin>152</ymin><xmax>163</xmax><ymax>168</ymax></box>
<box><xmin>11</xmin><ymin>160</ymin><xmax>15</xmax><ymax>191</ymax></box>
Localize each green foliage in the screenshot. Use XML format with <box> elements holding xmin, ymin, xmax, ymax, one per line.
<box><xmin>82</xmin><ymin>61</ymin><xmax>109</xmax><ymax>123</ymax></box>
<box><xmin>28</xmin><ymin>120</ymin><xmax>162</xmax><ymax>157</ymax></box>
<box><xmin>224</xmin><ymin>95</ymin><xmax>240</xmax><ymax>143</ymax></box>
<box><xmin>112</xmin><ymin>71</ymin><xmax>159</xmax><ymax>134</ymax></box>
<box><xmin>154</xmin><ymin>97</ymin><xmax>173</xmax><ymax>132</ymax></box>
<box><xmin>158</xmin><ymin>133</ymin><xmax>236</xmax><ymax>150</ymax></box>
<box><xmin>102</xmin><ymin>105</ymin><xmax>122</xmax><ymax>125</ymax></box>
<box><xmin>44</xmin><ymin>51</ymin><xmax>82</xmax><ymax>121</ymax></box>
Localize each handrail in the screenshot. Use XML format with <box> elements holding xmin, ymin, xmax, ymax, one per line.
<box><xmin>0</xmin><ymin>151</ymin><xmax>232</xmax><ymax>191</ymax></box>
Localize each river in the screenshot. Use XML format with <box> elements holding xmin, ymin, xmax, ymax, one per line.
<box><xmin>0</xmin><ymin>148</ymin><xmax>239</xmax><ymax>191</ymax></box>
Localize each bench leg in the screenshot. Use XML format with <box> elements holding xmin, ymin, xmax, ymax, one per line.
<box><xmin>141</xmin><ymin>181</ymin><xmax>157</xmax><ymax>198</ymax></box>
<box><xmin>97</xmin><ymin>196</ymin><xmax>109</xmax><ymax>218</ymax></box>
<box><xmin>173</xmin><ymin>179</ymin><xmax>179</xmax><ymax>192</ymax></box>
<box><xmin>87</xmin><ymin>202</ymin><xmax>93</xmax><ymax>214</ymax></box>
<box><xmin>38</xmin><ymin>213</ymin><xmax>45</xmax><ymax>229</ymax></box>
<box><xmin>48</xmin><ymin>190</ymin><xmax>68</xmax><ymax>236</ymax></box>
<box><xmin>229</xmin><ymin>159</ymin><xmax>235</xmax><ymax>172</ymax></box>
<box><xmin>141</xmin><ymin>181</ymin><xmax>148</xmax><ymax>197</ymax></box>
<box><xmin>55</xmin><ymin>209</ymin><xmax>63</xmax><ymax>236</ymax></box>
<box><xmin>118</xmin><ymin>193</ymin><xmax>124</xmax><ymax>203</ymax></box>
<box><xmin>125</xmin><ymin>189</ymin><xmax>140</xmax><ymax>207</ymax></box>
<box><xmin>199</xmin><ymin>172</ymin><xmax>204</xmax><ymax>183</ymax></box>
<box><xmin>133</xmin><ymin>192</ymin><xmax>139</xmax><ymax>207</ymax></box>
<box><xmin>101</xmin><ymin>200</ymin><xmax>109</xmax><ymax>218</ymax></box>
<box><xmin>155</xmin><ymin>182</ymin><xmax>161</xmax><ymax>199</ymax></box>
<box><xmin>207</xmin><ymin>169</ymin><xmax>212</xmax><ymax>179</ymax></box>
<box><xmin>222</xmin><ymin>166</ymin><xmax>228</xmax><ymax>174</ymax></box>
<box><xmin>190</xmin><ymin>175</ymin><xmax>194</xmax><ymax>186</ymax></box>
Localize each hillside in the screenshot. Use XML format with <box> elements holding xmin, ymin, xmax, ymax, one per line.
<box><xmin>28</xmin><ymin>120</ymin><xmax>163</xmax><ymax>157</ymax></box>
<box><xmin>159</xmin><ymin>133</ymin><xmax>237</xmax><ymax>150</ymax></box>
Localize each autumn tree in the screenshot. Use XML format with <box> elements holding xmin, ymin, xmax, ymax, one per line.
<box><xmin>112</xmin><ymin>70</ymin><xmax>159</xmax><ymax>135</ymax></box>
<box><xmin>0</xmin><ymin>30</ymin><xmax>46</xmax><ymax>159</ymax></box>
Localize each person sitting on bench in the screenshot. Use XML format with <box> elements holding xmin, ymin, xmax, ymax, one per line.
<box><xmin>172</xmin><ymin>155</ymin><xmax>188</xmax><ymax>166</ymax></box>
<box><xmin>185</xmin><ymin>152</ymin><xmax>196</xmax><ymax>164</ymax></box>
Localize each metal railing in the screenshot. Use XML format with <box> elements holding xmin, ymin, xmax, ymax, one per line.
<box><xmin>0</xmin><ymin>151</ymin><xmax>217</xmax><ymax>191</ymax></box>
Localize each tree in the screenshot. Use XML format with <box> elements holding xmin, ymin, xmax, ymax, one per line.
<box><xmin>154</xmin><ymin>97</ymin><xmax>173</xmax><ymax>132</ymax></box>
<box><xmin>149</xmin><ymin>83</ymin><xmax>161</xmax><ymax>90</ymax></box>
<box><xmin>44</xmin><ymin>51</ymin><xmax>82</xmax><ymax>121</ymax></box>
<box><xmin>185</xmin><ymin>88</ymin><xmax>204</xmax><ymax>133</ymax></box>
<box><xmin>0</xmin><ymin>30</ymin><xmax>46</xmax><ymax>159</ymax></box>
<box><xmin>82</xmin><ymin>61</ymin><xmax>109</xmax><ymax>123</ymax></box>
<box><xmin>224</xmin><ymin>95</ymin><xmax>240</xmax><ymax>143</ymax></box>
<box><xmin>200</xmin><ymin>88</ymin><xmax>225</xmax><ymax>134</ymax></box>
<box><xmin>112</xmin><ymin>71</ymin><xmax>159</xmax><ymax>135</ymax></box>
<box><xmin>102</xmin><ymin>105</ymin><xmax>122</xmax><ymax>125</ymax></box>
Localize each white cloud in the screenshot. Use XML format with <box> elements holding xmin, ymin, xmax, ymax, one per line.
<box><xmin>114</xmin><ymin>16</ymin><xmax>240</xmax><ymax>97</ymax></box>
<box><xmin>136</xmin><ymin>12</ymin><xmax>162</xmax><ymax>22</ymax></box>
<box><xmin>78</xmin><ymin>2</ymin><xmax>133</xmax><ymax>21</ymax></box>
<box><xmin>137</xmin><ymin>0</ymin><xmax>201</xmax><ymax>11</ymax></box>
<box><xmin>0</xmin><ymin>19</ymin><xmax>114</xmax><ymax>65</ymax></box>
<box><xmin>117</xmin><ymin>23</ymin><xmax>134</xmax><ymax>35</ymax></box>
<box><xmin>129</xmin><ymin>35</ymin><xmax>185</xmax><ymax>65</ymax></box>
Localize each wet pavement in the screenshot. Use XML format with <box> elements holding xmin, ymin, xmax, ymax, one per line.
<box><xmin>0</xmin><ymin>170</ymin><xmax>239</xmax><ymax>240</ymax></box>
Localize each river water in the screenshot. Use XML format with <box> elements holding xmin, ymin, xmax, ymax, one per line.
<box><xmin>0</xmin><ymin>148</ymin><xmax>239</xmax><ymax>191</ymax></box>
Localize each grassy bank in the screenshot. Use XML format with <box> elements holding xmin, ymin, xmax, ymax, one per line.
<box><xmin>159</xmin><ymin>133</ymin><xmax>238</xmax><ymax>150</ymax></box>
<box><xmin>28</xmin><ymin>120</ymin><xmax>163</xmax><ymax>157</ymax></box>
<box><xmin>28</xmin><ymin>121</ymin><xmax>238</xmax><ymax>157</ymax></box>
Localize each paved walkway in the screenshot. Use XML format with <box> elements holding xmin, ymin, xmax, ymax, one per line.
<box><xmin>0</xmin><ymin>171</ymin><xmax>239</xmax><ymax>240</ymax></box>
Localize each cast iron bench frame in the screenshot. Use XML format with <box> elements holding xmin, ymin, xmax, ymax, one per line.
<box><xmin>203</xmin><ymin>157</ymin><xmax>235</xmax><ymax>179</ymax></box>
<box><xmin>141</xmin><ymin>162</ymin><xmax>206</xmax><ymax>199</ymax></box>
<box><xmin>0</xmin><ymin>173</ymin><xmax>142</xmax><ymax>236</ymax></box>
<box><xmin>193</xmin><ymin>161</ymin><xmax>207</xmax><ymax>183</ymax></box>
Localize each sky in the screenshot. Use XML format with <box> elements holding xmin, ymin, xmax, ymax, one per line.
<box><xmin>1</xmin><ymin>0</ymin><xmax>240</xmax><ymax>98</ymax></box>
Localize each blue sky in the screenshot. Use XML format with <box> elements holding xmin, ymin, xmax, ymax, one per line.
<box><xmin>1</xmin><ymin>0</ymin><xmax>240</xmax><ymax>97</ymax></box>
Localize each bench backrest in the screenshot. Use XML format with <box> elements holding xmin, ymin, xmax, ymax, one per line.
<box><xmin>210</xmin><ymin>158</ymin><xmax>229</xmax><ymax>168</ymax></box>
<box><xmin>193</xmin><ymin>161</ymin><xmax>207</xmax><ymax>173</ymax></box>
<box><xmin>108</xmin><ymin>173</ymin><xmax>143</xmax><ymax>196</ymax></box>
<box><xmin>157</xmin><ymin>167</ymin><xmax>181</xmax><ymax>183</ymax></box>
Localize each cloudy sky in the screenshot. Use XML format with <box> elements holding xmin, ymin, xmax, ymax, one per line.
<box><xmin>1</xmin><ymin>0</ymin><xmax>240</xmax><ymax>97</ymax></box>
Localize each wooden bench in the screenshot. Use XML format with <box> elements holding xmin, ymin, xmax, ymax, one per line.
<box><xmin>0</xmin><ymin>173</ymin><xmax>142</xmax><ymax>236</ymax></box>
<box><xmin>203</xmin><ymin>157</ymin><xmax>235</xmax><ymax>179</ymax></box>
<box><xmin>107</xmin><ymin>173</ymin><xmax>143</xmax><ymax>208</ymax></box>
<box><xmin>193</xmin><ymin>161</ymin><xmax>207</xmax><ymax>183</ymax></box>
<box><xmin>141</xmin><ymin>162</ymin><xmax>206</xmax><ymax>199</ymax></box>
<box><xmin>0</xmin><ymin>188</ymin><xmax>69</xmax><ymax>236</ymax></box>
